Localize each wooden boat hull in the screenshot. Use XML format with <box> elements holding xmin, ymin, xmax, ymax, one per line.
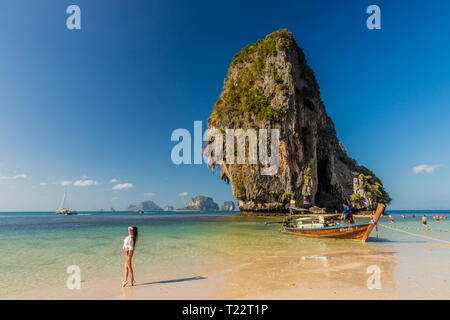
<box><xmin>282</xmin><ymin>223</ymin><xmax>371</xmax><ymax>240</ymax></box>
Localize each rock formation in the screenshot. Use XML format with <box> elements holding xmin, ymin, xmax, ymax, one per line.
<box><xmin>221</xmin><ymin>201</ymin><xmax>236</xmax><ymax>211</ymax></box>
<box><xmin>207</xmin><ymin>29</ymin><xmax>391</xmax><ymax>213</ymax></box>
<box><xmin>127</xmin><ymin>200</ymin><xmax>162</xmax><ymax>212</ymax></box>
<box><xmin>179</xmin><ymin>196</ymin><xmax>219</xmax><ymax>211</ymax></box>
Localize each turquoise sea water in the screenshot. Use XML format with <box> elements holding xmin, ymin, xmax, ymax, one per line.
<box><xmin>0</xmin><ymin>210</ymin><xmax>449</xmax><ymax>297</ymax></box>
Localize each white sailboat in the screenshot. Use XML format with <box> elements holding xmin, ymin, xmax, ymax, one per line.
<box><xmin>56</xmin><ymin>190</ymin><xmax>77</xmax><ymax>215</ymax></box>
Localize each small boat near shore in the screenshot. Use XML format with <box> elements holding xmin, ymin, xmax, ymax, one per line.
<box><xmin>281</xmin><ymin>203</ymin><xmax>385</xmax><ymax>242</ymax></box>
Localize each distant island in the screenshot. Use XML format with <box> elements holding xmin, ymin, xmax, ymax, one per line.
<box><xmin>127</xmin><ymin>197</ymin><xmax>228</xmax><ymax>213</ymax></box>
<box><xmin>221</xmin><ymin>201</ymin><xmax>235</xmax><ymax>211</ymax></box>
<box><xmin>177</xmin><ymin>196</ymin><xmax>219</xmax><ymax>212</ymax></box>
<box><xmin>127</xmin><ymin>200</ymin><xmax>163</xmax><ymax>212</ymax></box>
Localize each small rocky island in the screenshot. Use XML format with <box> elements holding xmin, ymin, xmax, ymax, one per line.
<box><xmin>127</xmin><ymin>200</ymin><xmax>163</xmax><ymax>212</ymax></box>
<box><xmin>221</xmin><ymin>201</ymin><xmax>236</xmax><ymax>211</ymax></box>
<box><xmin>207</xmin><ymin>29</ymin><xmax>391</xmax><ymax>214</ymax></box>
<box><xmin>178</xmin><ymin>196</ymin><xmax>219</xmax><ymax>211</ymax></box>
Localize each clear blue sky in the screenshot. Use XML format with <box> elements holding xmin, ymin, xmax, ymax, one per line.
<box><xmin>0</xmin><ymin>0</ymin><xmax>449</xmax><ymax>211</ymax></box>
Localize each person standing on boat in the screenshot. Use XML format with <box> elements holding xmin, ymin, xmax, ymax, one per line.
<box><xmin>342</xmin><ymin>203</ymin><xmax>350</xmax><ymax>224</ymax></box>
<box><xmin>348</xmin><ymin>210</ymin><xmax>354</xmax><ymax>224</ymax></box>
<box><xmin>123</xmin><ymin>226</ymin><xmax>138</xmax><ymax>287</ymax></box>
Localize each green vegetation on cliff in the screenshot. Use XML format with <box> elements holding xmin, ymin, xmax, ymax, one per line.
<box><xmin>350</xmin><ymin>193</ymin><xmax>362</xmax><ymax>205</ymax></box>
<box><xmin>209</xmin><ymin>28</ymin><xmax>321</xmax><ymax>128</ymax></box>
<box><xmin>338</xmin><ymin>144</ymin><xmax>391</xmax><ymax>205</ymax></box>
<box><xmin>209</xmin><ymin>30</ymin><xmax>301</xmax><ymax>126</ymax></box>
<box><xmin>230</xmin><ymin>29</ymin><xmax>294</xmax><ymax>69</ymax></box>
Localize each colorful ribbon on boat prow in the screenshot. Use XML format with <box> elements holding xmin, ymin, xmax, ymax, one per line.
<box><xmin>370</xmin><ymin>219</ymin><xmax>378</xmax><ymax>237</ymax></box>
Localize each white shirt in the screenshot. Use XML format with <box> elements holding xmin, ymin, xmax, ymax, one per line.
<box><xmin>123</xmin><ymin>235</ymin><xmax>134</xmax><ymax>251</ymax></box>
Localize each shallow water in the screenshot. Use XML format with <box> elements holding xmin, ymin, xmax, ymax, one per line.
<box><xmin>0</xmin><ymin>211</ymin><xmax>449</xmax><ymax>297</ymax></box>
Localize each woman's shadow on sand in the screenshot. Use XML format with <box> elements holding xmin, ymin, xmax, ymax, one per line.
<box><xmin>135</xmin><ymin>276</ymin><xmax>207</xmax><ymax>287</ymax></box>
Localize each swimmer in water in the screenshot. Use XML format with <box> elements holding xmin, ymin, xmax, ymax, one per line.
<box><xmin>422</xmin><ymin>215</ymin><xmax>427</xmax><ymax>227</ymax></box>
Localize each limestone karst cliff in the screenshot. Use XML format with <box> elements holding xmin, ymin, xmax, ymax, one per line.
<box><xmin>207</xmin><ymin>29</ymin><xmax>391</xmax><ymax>213</ymax></box>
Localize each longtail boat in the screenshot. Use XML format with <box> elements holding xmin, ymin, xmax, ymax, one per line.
<box><xmin>281</xmin><ymin>203</ymin><xmax>385</xmax><ymax>242</ymax></box>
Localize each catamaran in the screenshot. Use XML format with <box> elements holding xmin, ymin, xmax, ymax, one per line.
<box><xmin>56</xmin><ymin>190</ymin><xmax>78</xmax><ymax>215</ymax></box>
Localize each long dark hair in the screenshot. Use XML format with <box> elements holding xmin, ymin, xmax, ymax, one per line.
<box><xmin>131</xmin><ymin>226</ymin><xmax>138</xmax><ymax>248</ymax></box>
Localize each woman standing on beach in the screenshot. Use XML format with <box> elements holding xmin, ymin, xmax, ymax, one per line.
<box><xmin>123</xmin><ymin>226</ymin><xmax>138</xmax><ymax>287</ymax></box>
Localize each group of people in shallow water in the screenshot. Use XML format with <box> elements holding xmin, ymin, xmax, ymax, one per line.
<box><xmin>339</xmin><ymin>204</ymin><xmax>448</xmax><ymax>229</ymax></box>
<box><xmin>420</xmin><ymin>215</ymin><xmax>447</xmax><ymax>227</ymax></box>
<box><xmin>389</xmin><ymin>213</ymin><xmax>447</xmax><ymax>228</ymax></box>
